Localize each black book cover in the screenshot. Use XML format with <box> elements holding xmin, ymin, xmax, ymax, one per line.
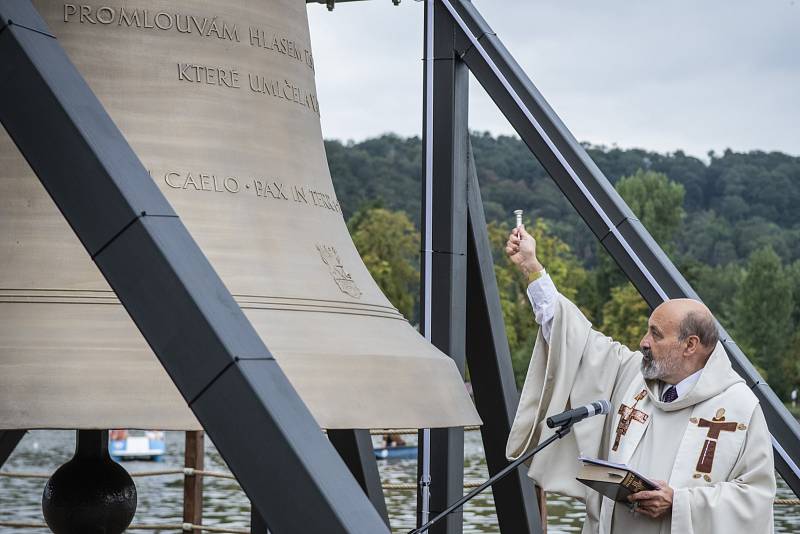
<box><xmin>576</xmin><ymin>457</ymin><xmax>658</xmax><ymax>503</ymax></box>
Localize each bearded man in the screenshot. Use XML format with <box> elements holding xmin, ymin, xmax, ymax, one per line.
<box><xmin>504</xmin><ymin>226</ymin><xmax>775</xmax><ymax>534</ymax></box>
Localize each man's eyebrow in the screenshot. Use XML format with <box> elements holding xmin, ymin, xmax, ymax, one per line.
<box><xmin>649</xmin><ymin>325</ymin><xmax>662</xmax><ymax>335</ymax></box>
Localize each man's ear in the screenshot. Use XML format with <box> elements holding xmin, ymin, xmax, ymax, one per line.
<box><xmin>684</xmin><ymin>334</ymin><xmax>700</xmax><ymax>356</ymax></box>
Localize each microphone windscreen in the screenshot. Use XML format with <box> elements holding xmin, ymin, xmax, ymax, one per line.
<box><xmin>596</xmin><ymin>400</ymin><xmax>611</xmax><ymax>415</ymax></box>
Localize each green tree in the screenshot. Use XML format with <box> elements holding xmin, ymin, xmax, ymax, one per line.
<box><xmin>680</xmin><ymin>259</ymin><xmax>743</xmax><ymax>327</ymax></box>
<box><xmin>598</xmin><ymin>284</ymin><xmax>650</xmax><ymax>349</ymax></box>
<box><xmin>733</xmin><ymin>247</ymin><xmax>794</xmax><ymax>396</ymax></box>
<box><xmin>348</xmin><ymin>207</ymin><xmax>420</xmax><ymax>321</ymax></box>
<box><xmin>775</xmin><ymin>260</ymin><xmax>800</xmax><ymax>394</ymax></box>
<box><xmin>616</xmin><ymin>169</ymin><xmax>686</xmax><ymax>246</ymax></box>
<box><xmin>677</xmin><ymin>210</ymin><xmax>737</xmax><ymax>266</ymax></box>
<box><xmin>788</xmin><ymin>261</ymin><xmax>800</xmax><ymax>327</ymax></box>
<box><xmin>590</xmin><ymin>169</ymin><xmax>685</xmax><ymax>323</ymax></box>
<box><xmin>781</xmin><ymin>333</ymin><xmax>800</xmax><ymax>401</ymax></box>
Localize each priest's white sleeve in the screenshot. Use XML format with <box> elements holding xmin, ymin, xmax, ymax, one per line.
<box><xmin>671</xmin><ymin>405</ymin><xmax>776</xmax><ymax>534</ymax></box>
<box><xmin>507</xmin><ymin>284</ymin><xmax>642</xmax><ymax>501</ymax></box>
<box><xmin>526</xmin><ymin>271</ymin><xmax>557</xmax><ymax>343</ymax></box>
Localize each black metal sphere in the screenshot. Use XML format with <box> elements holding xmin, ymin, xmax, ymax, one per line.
<box><xmin>42</xmin><ymin>432</ymin><xmax>137</xmax><ymax>534</ymax></box>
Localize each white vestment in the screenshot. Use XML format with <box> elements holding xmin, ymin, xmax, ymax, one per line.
<box><xmin>506</xmin><ymin>292</ymin><xmax>776</xmax><ymax>534</ymax></box>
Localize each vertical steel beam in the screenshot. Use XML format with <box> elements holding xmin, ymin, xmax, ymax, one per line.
<box><xmin>0</xmin><ymin>430</ymin><xmax>26</xmax><ymax>469</ymax></box>
<box><xmin>0</xmin><ymin>5</ymin><xmax>390</xmax><ymax>532</ymax></box>
<box><xmin>328</xmin><ymin>429</ymin><xmax>390</xmax><ymax>527</ymax></box>
<box><xmin>418</xmin><ymin>1</ymin><xmax>469</xmax><ymax>533</ymax></box>
<box><xmin>439</xmin><ymin>0</ymin><xmax>800</xmax><ymax>495</ymax></box>
<box><xmin>465</xmin><ymin>147</ymin><xmax>543</xmax><ymax>534</ymax></box>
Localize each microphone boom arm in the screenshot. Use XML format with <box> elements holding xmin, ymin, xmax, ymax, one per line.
<box><xmin>408</xmin><ymin>422</ymin><xmax>573</xmax><ymax>534</ymax></box>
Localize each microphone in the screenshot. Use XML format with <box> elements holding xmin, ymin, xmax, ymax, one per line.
<box><xmin>546</xmin><ymin>400</ymin><xmax>611</xmax><ymax>429</ymax></box>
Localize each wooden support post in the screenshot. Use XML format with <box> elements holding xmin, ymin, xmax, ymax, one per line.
<box><xmin>536</xmin><ymin>487</ymin><xmax>547</xmax><ymax>533</ymax></box>
<box><xmin>183</xmin><ymin>430</ymin><xmax>205</xmax><ymax>527</ymax></box>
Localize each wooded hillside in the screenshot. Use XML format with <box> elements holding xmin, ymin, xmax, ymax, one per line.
<box><xmin>327</xmin><ymin>133</ymin><xmax>800</xmax><ymax>396</ymax></box>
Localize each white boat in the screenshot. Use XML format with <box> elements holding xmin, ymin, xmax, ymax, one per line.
<box><xmin>109</xmin><ymin>430</ymin><xmax>166</xmax><ymax>461</ymax></box>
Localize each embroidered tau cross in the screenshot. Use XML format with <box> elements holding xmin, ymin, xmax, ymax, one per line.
<box><xmin>612</xmin><ymin>389</ymin><xmax>649</xmax><ymax>452</ymax></box>
<box><xmin>691</xmin><ymin>408</ymin><xmax>746</xmax><ymax>481</ymax></box>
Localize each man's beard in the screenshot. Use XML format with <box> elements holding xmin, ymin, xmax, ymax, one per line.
<box><xmin>640</xmin><ymin>346</ymin><xmax>676</xmax><ymax>380</ymax></box>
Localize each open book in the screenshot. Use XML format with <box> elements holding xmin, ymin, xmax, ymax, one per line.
<box><xmin>576</xmin><ymin>457</ymin><xmax>658</xmax><ymax>503</ymax></box>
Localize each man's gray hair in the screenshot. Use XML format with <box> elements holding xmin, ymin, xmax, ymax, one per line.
<box><xmin>678</xmin><ymin>311</ymin><xmax>719</xmax><ymax>348</ymax></box>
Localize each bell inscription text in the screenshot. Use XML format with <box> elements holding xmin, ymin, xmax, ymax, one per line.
<box><xmin>63</xmin><ymin>3</ymin><xmax>315</xmax><ymax>70</ymax></box>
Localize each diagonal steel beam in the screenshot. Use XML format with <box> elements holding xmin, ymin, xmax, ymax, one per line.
<box><xmin>438</xmin><ymin>0</ymin><xmax>800</xmax><ymax>495</ymax></box>
<box><xmin>328</xmin><ymin>429</ymin><xmax>390</xmax><ymax>527</ymax></box>
<box><xmin>251</xmin><ymin>502</ymin><xmax>270</xmax><ymax>533</ymax></box>
<box><xmin>0</xmin><ymin>3</ymin><xmax>390</xmax><ymax>532</ymax></box>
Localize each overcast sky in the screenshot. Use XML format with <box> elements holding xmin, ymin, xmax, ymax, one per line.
<box><xmin>307</xmin><ymin>0</ymin><xmax>799</xmax><ymax>159</ymax></box>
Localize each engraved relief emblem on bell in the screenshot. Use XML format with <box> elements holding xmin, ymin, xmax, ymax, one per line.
<box><xmin>316</xmin><ymin>243</ymin><xmax>362</xmax><ymax>299</ymax></box>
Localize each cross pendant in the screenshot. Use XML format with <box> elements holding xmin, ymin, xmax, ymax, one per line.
<box><xmin>612</xmin><ymin>390</ymin><xmax>649</xmax><ymax>452</ymax></box>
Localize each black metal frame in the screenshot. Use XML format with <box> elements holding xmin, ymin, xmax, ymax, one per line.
<box><xmin>421</xmin><ymin>0</ymin><xmax>800</xmax><ymax>502</ymax></box>
<box><xmin>329</xmin><ymin>429</ymin><xmax>391</xmax><ymax>527</ymax></box>
<box><xmin>1</xmin><ymin>0</ymin><xmax>795</xmax><ymax>530</ymax></box>
<box><xmin>0</xmin><ymin>430</ymin><xmax>25</xmax><ymax>469</ymax></box>
<box><xmin>250</xmin><ymin>506</ymin><xmax>270</xmax><ymax>534</ymax></box>
<box><xmin>0</xmin><ymin>4</ymin><xmax>390</xmax><ymax>533</ymax></box>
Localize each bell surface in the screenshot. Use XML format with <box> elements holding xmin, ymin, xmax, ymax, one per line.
<box><xmin>0</xmin><ymin>0</ymin><xmax>480</xmax><ymax>430</ymax></box>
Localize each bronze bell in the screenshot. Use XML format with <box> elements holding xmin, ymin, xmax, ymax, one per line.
<box><xmin>0</xmin><ymin>0</ymin><xmax>480</xmax><ymax>431</ymax></box>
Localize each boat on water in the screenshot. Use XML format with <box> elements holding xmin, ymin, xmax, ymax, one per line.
<box><xmin>373</xmin><ymin>445</ymin><xmax>417</xmax><ymax>460</ymax></box>
<box><xmin>373</xmin><ymin>432</ymin><xmax>416</xmax><ymax>460</ymax></box>
<box><xmin>109</xmin><ymin>430</ymin><xmax>166</xmax><ymax>462</ymax></box>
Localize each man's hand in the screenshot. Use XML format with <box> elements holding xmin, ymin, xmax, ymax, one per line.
<box><xmin>505</xmin><ymin>226</ymin><xmax>543</xmax><ymax>276</ymax></box>
<box><xmin>628</xmin><ymin>480</ymin><xmax>673</xmax><ymax>519</ymax></box>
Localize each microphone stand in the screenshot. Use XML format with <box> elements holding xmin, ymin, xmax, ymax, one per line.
<box><xmin>408</xmin><ymin>423</ymin><xmax>573</xmax><ymax>534</ymax></box>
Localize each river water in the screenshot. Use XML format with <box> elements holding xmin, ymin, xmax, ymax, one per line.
<box><xmin>0</xmin><ymin>430</ymin><xmax>797</xmax><ymax>533</ymax></box>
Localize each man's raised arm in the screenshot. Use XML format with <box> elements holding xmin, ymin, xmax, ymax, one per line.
<box><xmin>505</xmin><ymin>225</ymin><xmax>557</xmax><ymax>343</ymax></box>
<box><xmin>504</xmin><ymin>224</ymin><xmax>643</xmax><ymax>500</ymax></box>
